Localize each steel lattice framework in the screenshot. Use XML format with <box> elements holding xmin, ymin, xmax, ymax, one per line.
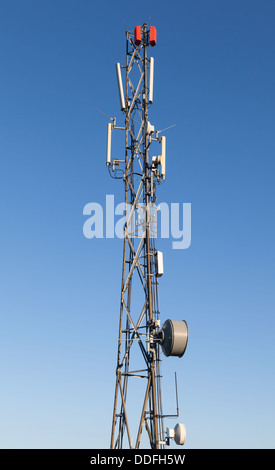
<box><xmin>108</xmin><ymin>24</ymin><xmax>187</xmax><ymax>450</ymax></box>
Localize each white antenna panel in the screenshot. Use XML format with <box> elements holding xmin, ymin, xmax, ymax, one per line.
<box><xmin>146</xmin><ymin>121</ymin><xmax>155</xmax><ymax>135</ymax></box>
<box><xmin>161</xmin><ymin>136</ymin><xmax>166</xmax><ymax>180</ymax></box>
<box><xmin>106</xmin><ymin>122</ymin><xmax>112</xmax><ymax>166</ymax></box>
<box><xmin>155</xmin><ymin>251</ymin><xmax>164</xmax><ymax>277</ymax></box>
<box><xmin>149</xmin><ymin>57</ymin><xmax>154</xmax><ymax>104</ymax></box>
<box><xmin>116</xmin><ymin>63</ymin><xmax>126</xmax><ymax>111</ymax></box>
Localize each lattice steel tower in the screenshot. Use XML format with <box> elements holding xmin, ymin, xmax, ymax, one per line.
<box><xmin>106</xmin><ymin>24</ymin><xmax>188</xmax><ymax>449</ymax></box>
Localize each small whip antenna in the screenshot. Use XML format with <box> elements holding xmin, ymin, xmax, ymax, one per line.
<box><xmin>157</xmin><ymin>124</ymin><xmax>176</xmax><ymax>137</ymax></box>
<box><xmin>95</xmin><ymin>107</ymin><xmax>115</xmax><ymax>122</ymax></box>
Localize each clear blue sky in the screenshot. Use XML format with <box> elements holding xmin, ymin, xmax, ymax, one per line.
<box><xmin>0</xmin><ymin>0</ymin><xmax>274</xmax><ymax>449</ymax></box>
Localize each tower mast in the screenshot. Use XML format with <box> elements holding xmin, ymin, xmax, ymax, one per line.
<box><xmin>107</xmin><ymin>24</ymin><xmax>188</xmax><ymax>450</ymax></box>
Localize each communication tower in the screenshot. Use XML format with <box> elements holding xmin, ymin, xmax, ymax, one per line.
<box><xmin>106</xmin><ymin>24</ymin><xmax>188</xmax><ymax>449</ymax></box>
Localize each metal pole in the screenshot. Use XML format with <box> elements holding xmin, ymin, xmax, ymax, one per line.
<box><xmin>110</xmin><ymin>31</ymin><xmax>130</xmax><ymax>450</ymax></box>
<box><xmin>142</xmin><ymin>23</ymin><xmax>159</xmax><ymax>450</ymax></box>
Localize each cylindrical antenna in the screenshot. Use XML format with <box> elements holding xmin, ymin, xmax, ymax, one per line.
<box><xmin>106</xmin><ymin>122</ymin><xmax>112</xmax><ymax>166</ymax></box>
<box><xmin>116</xmin><ymin>63</ymin><xmax>126</xmax><ymax>111</ymax></box>
<box><xmin>161</xmin><ymin>136</ymin><xmax>166</xmax><ymax>180</ymax></box>
<box><xmin>149</xmin><ymin>57</ymin><xmax>154</xmax><ymax>104</ymax></box>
